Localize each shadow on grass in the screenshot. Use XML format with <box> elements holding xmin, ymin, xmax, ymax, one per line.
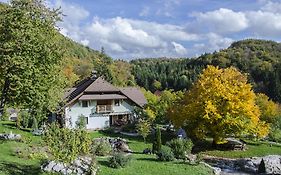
<box><xmin>0</xmin><ymin>161</ymin><xmax>41</xmax><ymax>175</ymax></box>
<box><xmin>98</xmin><ymin>130</ymin><xmax>143</xmax><ymax>141</ymax></box>
<box><xmin>1</xmin><ymin>122</ymin><xmax>32</xmax><ymax>133</ymax></box>
<box><xmin>97</xmin><ymin>129</ymin><xmax>176</xmax><ymax>144</ymax></box>
<box><xmin>98</xmin><ymin>160</ymin><xmax>110</xmax><ymax>167</ymax></box>
<box><xmin>136</xmin><ymin>157</ymin><xmax>158</xmax><ymax>162</ymax></box>
<box><xmin>1</xmin><ymin>122</ymin><xmax>17</xmax><ymax>129</ymax></box>
<box><xmin>130</xmin><ymin>151</ymin><xmax>144</xmax><ymax>154</ymax></box>
<box><xmin>192</xmin><ymin>140</ymin><xmax>215</xmax><ymax>154</ymax></box>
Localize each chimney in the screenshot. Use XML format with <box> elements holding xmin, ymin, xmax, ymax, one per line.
<box><xmin>91</xmin><ymin>70</ymin><xmax>98</xmax><ymax>79</ymax></box>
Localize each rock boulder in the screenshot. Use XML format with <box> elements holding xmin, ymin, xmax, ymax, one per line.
<box><xmin>42</xmin><ymin>156</ymin><xmax>97</xmax><ymax>175</ymax></box>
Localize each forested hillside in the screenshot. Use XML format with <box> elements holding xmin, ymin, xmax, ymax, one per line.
<box><xmin>131</xmin><ymin>39</ymin><xmax>281</xmax><ymax>102</ymax></box>
<box><xmin>59</xmin><ymin>36</ymin><xmax>136</xmax><ymax>87</ymax></box>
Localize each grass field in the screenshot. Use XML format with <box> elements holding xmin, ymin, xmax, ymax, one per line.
<box><xmin>1</xmin><ymin>121</ymin><xmax>281</xmax><ymax>175</ymax></box>
<box><xmin>201</xmin><ymin>141</ymin><xmax>281</xmax><ymax>158</ymax></box>
<box><xmin>0</xmin><ymin>121</ymin><xmax>212</xmax><ymax>175</ymax></box>
<box><xmin>0</xmin><ymin>121</ymin><xmax>44</xmax><ymax>175</ymax></box>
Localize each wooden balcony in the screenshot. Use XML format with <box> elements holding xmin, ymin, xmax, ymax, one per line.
<box><xmin>96</xmin><ymin>105</ymin><xmax>113</xmax><ymax>113</ymax></box>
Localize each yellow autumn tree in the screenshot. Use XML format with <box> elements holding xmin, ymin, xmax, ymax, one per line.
<box><xmin>169</xmin><ymin>66</ymin><xmax>269</xmax><ymax>144</ymax></box>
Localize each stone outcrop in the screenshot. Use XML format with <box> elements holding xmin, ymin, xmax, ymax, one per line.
<box><xmin>0</xmin><ymin>132</ymin><xmax>21</xmax><ymax>141</ymax></box>
<box><xmin>93</xmin><ymin>137</ymin><xmax>132</xmax><ymax>153</ymax></box>
<box><xmin>204</xmin><ymin>155</ymin><xmax>281</xmax><ymax>174</ymax></box>
<box><xmin>42</xmin><ymin>156</ymin><xmax>98</xmax><ymax>175</ymax></box>
<box><xmin>242</xmin><ymin>155</ymin><xmax>281</xmax><ymax>174</ymax></box>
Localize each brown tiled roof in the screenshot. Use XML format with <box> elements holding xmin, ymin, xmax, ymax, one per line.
<box><xmin>79</xmin><ymin>94</ymin><xmax>127</xmax><ymax>100</ymax></box>
<box><xmin>85</xmin><ymin>77</ymin><xmax>119</xmax><ymax>93</ymax></box>
<box><xmin>62</xmin><ymin>77</ymin><xmax>147</xmax><ymax>109</ymax></box>
<box><xmin>120</xmin><ymin>87</ymin><xmax>147</xmax><ymax>107</ymax></box>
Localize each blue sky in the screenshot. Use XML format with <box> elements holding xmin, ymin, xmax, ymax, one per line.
<box><xmin>2</xmin><ymin>0</ymin><xmax>281</xmax><ymax>59</ymax></box>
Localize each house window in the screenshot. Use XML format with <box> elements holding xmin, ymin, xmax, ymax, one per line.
<box><xmin>115</xmin><ymin>100</ymin><xmax>120</xmax><ymax>106</ymax></box>
<box><xmin>82</xmin><ymin>101</ymin><xmax>88</xmax><ymax>108</ymax></box>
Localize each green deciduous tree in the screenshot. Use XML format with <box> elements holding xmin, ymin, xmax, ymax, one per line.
<box><xmin>0</xmin><ymin>0</ymin><xmax>65</xmax><ymax>123</ymax></box>
<box><xmin>256</xmin><ymin>93</ymin><xmax>280</xmax><ymax>123</ymax></box>
<box><xmin>169</xmin><ymin>66</ymin><xmax>269</xmax><ymax>144</ymax></box>
<box><xmin>142</xmin><ymin>88</ymin><xmax>184</xmax><ymax>124</ymax></box>
<box><xmin>153</xmin><ymin>80</ymin><xmax>162</xmax><ymax>91</ymax></box>
<box><xmin>136</xmin><ymin>118</ymin><xmax>151</xmax><ymax>143</ymax></box>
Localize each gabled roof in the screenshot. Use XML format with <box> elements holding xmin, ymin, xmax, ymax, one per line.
<box><xmin>120</xmin><ymin>87</ymin><xmax>147</xmax><ymax>108</ymax></box>
<box><xmin>85</xmin><ymin>77</ymin><xmax>119</xmax><ymax>93</ymax></box>
<box><xmin>63</xmin><ymin>76</ymin><xmax>147</xmax><ymax>109</ymax></box>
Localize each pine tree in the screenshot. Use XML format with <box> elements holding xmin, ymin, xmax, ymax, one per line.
<box><xmin>152</xmin><ymin>126</ymin><xmax>162</xmax><ymax>153</ymax></box>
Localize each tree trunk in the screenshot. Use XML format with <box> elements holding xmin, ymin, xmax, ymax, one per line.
<box><xmin>0</xmin><ymin>78</ymin><xmax>10</xmax><ymax>115</ymax></box>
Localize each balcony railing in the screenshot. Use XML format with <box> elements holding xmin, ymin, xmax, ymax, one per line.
<box><xmin>96</xmin><ymin>105</ymin><xmax>113</xmax><ymax>113</ymax></box>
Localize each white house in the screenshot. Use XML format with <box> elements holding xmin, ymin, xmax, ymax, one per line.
<box><xmin>60</xmin><ymin>76</ymin><xmax>147</xmax><ymax>130</ymax></box>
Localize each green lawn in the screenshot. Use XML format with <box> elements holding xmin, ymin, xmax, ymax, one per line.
<box><xmin>0</xmin><ymin>121</ymin><xmax>45</xmax><ymax>175</ymax></box>
<box><xmin>1</xmin><ymin>121</ymin><xmax>281</xmax><ymax>175</ymax></box>
<box><xmin>203</xmin><ymin>141</ymin><xmax>281</xmax><ymax>158</ymax></box>
<box><xmin>3</xmin><ymin>122</ymin><xmax>281</xmax><ymax>175</ymax></box>
<box><xmin>0</xmin><ymin>122</ymin><xmax>212</xmax><ymax>175</ymax></box>
<box><xmin>97</xmin><ymin>154</ymin><xmax>211</xmax><ymax>175</ymax></box>
<box><xmin>92</xmin><ymin>131</ymin><xmax>212</xmax><ymax>175</ymax></box>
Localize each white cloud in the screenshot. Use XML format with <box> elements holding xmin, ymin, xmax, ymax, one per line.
<box><xmin>192</xmin><ymin>8</ymin><xmax>248</xmax><ymax>33</ymax></box>
<box><xmin>246</xmin><ymin>11</ymin><xmax>281</xmax><ymax>37</ymax></box>
<box><xmin>83</xmin><ymin>16</ymin><xmax>199</xmax><ymax>58</ymax></box>
<box><xmin>188</xmin><ymin>2</ymin><xmax>281</xmax><ymax>38</ymax></box>
<box><xmin>80</xmin><ymin>39</ymin><xmax>89</xmax><ymax>46</ymax></box>
<box><xmin>192</xmin><ymin>33</ymin><xmax>233</xmax><ymax>56</ymax></box>
<box><xmin>139</xmin><ymin>6</ymin><xmax>150</xmax><ymax>17</ymax></box>
<box><xmin>261</xmin><ymin>1</ymin><xmax>281</xmax><ymax>13</ymax></box>
<box><xmin>171</xmin><ymin>42</ymin><xmax>187</xmax><ymax>55</ymax></box>
<box><xmin>54</xmin><ymin>0</ymin><xmax>89</xmax><ymax>23</ymax></box>
<box><xmin>48</xmin><ymin>0</ymin><xmax>90</xmax><ymax>42</ymax></box>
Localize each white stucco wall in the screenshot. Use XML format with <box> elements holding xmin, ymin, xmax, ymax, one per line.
<box><xmin>112</xmin><ymin>100</ymin><xmax>134</xmax><ymax>113</ymax></box>
<box><xmin>65</xmin><ymin>99</ymin><xmax>135</xmax><ymax>130</ymax></box>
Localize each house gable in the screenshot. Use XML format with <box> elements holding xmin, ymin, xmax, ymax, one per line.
<box><xmin>64</xmin><ymin>77</ymin><xmax>146</xmax><ymax>108</ymax></box>
<box><xmin>85</xmin><ymin>77</ymin><xmax>119</xmax><ymax>93</ymax></box>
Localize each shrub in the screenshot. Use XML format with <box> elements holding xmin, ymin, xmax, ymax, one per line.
<box><xmin>31</xmin><ymin>117</ymin><xmax>38</xmax><ymax>130</ymax></box>
<box><xmin>19</xmin><ymin>110</ymin><xmax>31</xmax><ymax>128</ymax></box>
<box><xmin>122</xmin><ymin>123</ymin><xmax>136</xmax><ymax>133</ymax></box>
<box><xmin>1</xmin><ymin>106</ymin><xmax>9</xmax><ymax>121</ymax></box>
<box><xmin>87</xmin><ymin>156</ymin><xmax>99</xmax><ymax>175</ymax></box>
<box><xmin>21</xmin><ymin>135</ymin><xmax>32</xmax><ymax>144</ymax></box>
<box><xmin>76</xmin><ymin>114</ymin><xmax>87</xmax><ymax>129</ymax></box>
<box><xmin>43</xmin><ymin>123</ymin><xmax>91</xmax><ymax>163</ymax></box>
<box><xmin>156</xmin><ymin>146</ymin><xmax>174</xmax><ymax>161</ymax></box>
<box><xmin>29</xmin><ymin>152</ymin><xmax>48</xmax><ymax>161</ymax></box>
<box><xmin>92</xmin><ymin>139</ymin><xmax>112</xmax><ymax>156</ymax></box>
<box><xmin>166</xmin><ymin>138</ymin><xmax>193</xmax><ymax>159</ymax></box>
<box><xmin>108</xmin><ymin>153</ymin><xmax>131</xmax><ymax>168</ymax></box>
<box><xmin>269</xmin><ymin>128</ymin><xmax>281</xmax><ymax>142</ymax></box>
<box><xmin>269</xmin><ymin>116</ymin><xmax>281</xmax><ymax>143</ymax></box>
